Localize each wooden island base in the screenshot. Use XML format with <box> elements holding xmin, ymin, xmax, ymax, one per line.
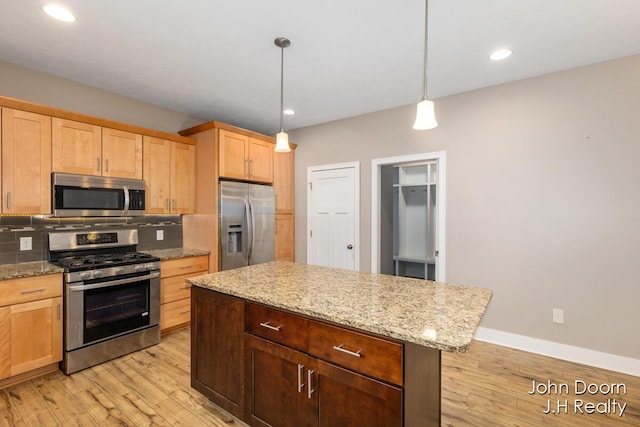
<box><xmin>191</xmin><ymin>287</ymin><xmax>441</xmax><ymax>426</ymax></box>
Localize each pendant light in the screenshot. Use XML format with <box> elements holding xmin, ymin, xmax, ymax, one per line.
<box><xmin>274</xmin><ymin>37</ymin><xmax>291</xmax><ymax>152</ymax></box>
<box><xmin>413</xmin><ymin>0</ymin><xmax>438</xmax><ymax>130</ymax></box>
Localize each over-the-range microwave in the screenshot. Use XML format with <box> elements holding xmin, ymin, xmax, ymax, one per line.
<box><xmin>52</xmin><ymin>173</ymin><xmax>146</xmax><ymax>217</ymax></box>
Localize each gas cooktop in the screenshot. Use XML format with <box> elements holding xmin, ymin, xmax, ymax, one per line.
<box><xmin>52</xmin><ymin>251</ymin><xmax>158</xmax><ymax>272</ymax></box>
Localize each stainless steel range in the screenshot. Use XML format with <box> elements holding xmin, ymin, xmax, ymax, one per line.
<box><xmin>48</xmin><ymin>229</ymin><xmax>160</xmax><ymax>374</ymax></box>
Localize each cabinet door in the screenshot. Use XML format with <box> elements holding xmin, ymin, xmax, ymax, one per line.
<box><xmin>102</xmin><ymin>128</ymin><xmax>143</xmax><ymax>179</ymax></box>
<box><xmin>275</xmin><ymin>213</ymin><xmax>295</xmax><ymax>262</ymax></box>
<box><xmin>9</xmin><ymin>297</ymin><xmax>63</xmax><ymax>377</ymax></box>
<box><xmin>171</xmin><ymin>141</ymin><xmax>195</xmax><ymax>214</ymax></box>
<box><xmin>0</xmin><ymin>306</ymin><xmax>9</xmax><ymax>379</ymax></box>
<box><xmin>248</xmin><ymin>138</ymin><xmax>274</xmax><ymax>183</ymax></box>
<box><xmin>274</xmin><ymin>149</ymin><xmax>294</xmax><ymax>212</ymax></box>
<box><xmin>246</xmin><ymin>335</ymin><xmax>318</xmax><ymax>427</ymax></box>
<box><xmin>143</xmin><ymin>136</ymin><xmax>172</xmax><ymax>214</ymax></box>
<box><xmin>219</xmin><ymin>129</ymin><xmax>249</xmax><ymax>180</ymax></box>
<box><xmin>1</xmin><ymin>108</ymin><xmax>51</xmax><ymax>214</ymax></box>
<box><xmin>191</xmin><ymin>288</ymin><xmax>245</xmax><ymax>418</ymax></box>
<box><xmin>316</xmin><ymin>360</ymin><xmax>402</xmax><ymax>427</ymax></box>
<box><xmin>52</xmin><ymin>118</ymin><xmax>102</xmax><ymax>176</ymax></box>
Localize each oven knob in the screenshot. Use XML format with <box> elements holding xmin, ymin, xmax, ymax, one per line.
<box><xmin>115</xmin><ymin>267</ymin><xmax>125</xmax><ymax>275</ymax></box>
<box><xmin>93</xmin><ymin>270</ymin><xmax>104</xmax><ymax>278</ymax></box>
<box><xmin>134</xmin><ymin>264</ymin><xmax>144</xmax><ymax>272</ymax></box>
<box><xmin>80</xmin><ymin>272</ymin><xmax>90</xmax><ymax>280</ymax></box>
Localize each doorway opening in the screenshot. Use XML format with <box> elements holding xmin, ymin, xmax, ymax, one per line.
<box><xmin>371</xmin><ymin>152</ymin><xmax>445</xmax><ymax>281</ymax></box>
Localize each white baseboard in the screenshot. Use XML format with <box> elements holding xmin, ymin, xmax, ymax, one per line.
<box><xmin>474</xmin><ymin>327</ymin><xmax>640</xmax><ymax>377</ymax></box>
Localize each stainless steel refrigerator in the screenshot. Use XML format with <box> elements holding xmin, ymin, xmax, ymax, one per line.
<box><xmin>219</xmin><ymin>181</ymin><xmax>276</xmax><ymax>271</ymax></box>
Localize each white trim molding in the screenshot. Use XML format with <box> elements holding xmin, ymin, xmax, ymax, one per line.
<box><xmin>475</xmin><ymin>327</ymin><xmax>640</xmax><ymax>377</ymax></box>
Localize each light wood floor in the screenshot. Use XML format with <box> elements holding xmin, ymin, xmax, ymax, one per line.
<box><xmin>1</xmin><ymin>328</ymin><xmax>638</xmax><ymax>426</ymax></box>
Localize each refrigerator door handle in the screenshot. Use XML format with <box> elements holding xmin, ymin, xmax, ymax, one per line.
<box><xmin>248</xmin><ymin>200</ymin><xmax>256</xmax><ymax>262</ymax></box>
<box><xmin>243</xmin><ymin>199</ymin><xmax>253</xmax><ymax>265</ymax></box>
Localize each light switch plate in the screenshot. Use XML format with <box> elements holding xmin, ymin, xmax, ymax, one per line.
<box><xmin>20</xmin><ymin>236</ymin><xmax>32</xmax><ymax>251</ymax></box>
<box><xmin>156</xmin><ymin>230</ymin><xmax>164</xmax><ymax>241</ymax></box>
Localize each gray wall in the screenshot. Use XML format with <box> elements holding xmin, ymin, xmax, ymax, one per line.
<box><xmin>0</xmin><ymin>60</ymin><xmax>203</xmax><ymax>133</ymax></box>
<box><xmin>290</xmin><ymin>54</ymin><xmax>640</xmax><ymax>359</ymax></box>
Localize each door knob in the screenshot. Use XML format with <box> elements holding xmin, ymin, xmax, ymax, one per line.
<box><xmin>347</xmin><ymin>244</ymin><xmax>353</xmax><ymax>250</ymax></box>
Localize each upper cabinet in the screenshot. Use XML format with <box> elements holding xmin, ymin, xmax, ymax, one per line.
<box><xmin>51</xmin><ymin>118</ymin><xmax>101</xmax><ymax>175</ymax></box>
<box><xmin>101</xmin><ymin>128</ymin><xmax>143</xmax><ymax>179</ymax></box>
<box><xmin>219</xmin><ymin>129</ymin><xmax>273</xmax><ymax>183</ymax></box>
<box><xmin>143</xmin><ymin>136</ymin><xmax>195</xmax><ymax>214</ymax></box>
<box><xmin>1</xmin><ymin>108</ymin><xmax>52</xmax><ymax>214</ymax></box>
<box><xmin>274</xmin><ymin>149</ymin><xmax>295</xmax><ymax>213</ymax></box>
<box><xmin>52</xmin><ymin>118</ymin><xmax>143</xmax><ymax>179</ymax></box>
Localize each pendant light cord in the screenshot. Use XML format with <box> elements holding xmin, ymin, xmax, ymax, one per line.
<box><xmin>422</xmin><ymin>0</ymin><xmax>429</xmax><ymax>101</ymax></box>
<box><xmin>279</xmin><ymin>44</ymin><xmax>285</xmax><ymax>133</ymax></box>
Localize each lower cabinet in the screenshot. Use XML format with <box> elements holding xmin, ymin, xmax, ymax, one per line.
<box><xmin>245</xmin><ymin>335</ymin><xmax>402</xmax><ymax>427</ymax></box>
<box><xmin>160</xmin><ymin>255</ymin><xmax>208</xmax><ymax>333</ymax></box>
<box><xmin>191</xmin><ymin>287</ymin><xmax>245</xmax><ymax>418</ymax></box>
<box><xmin>245</xmin><ymin>335</ymin><xmax>318</xmax><ymax>427</ymax></box>
<box><xmin>191</xmin><ymin>289</ymin><xmax>428</xmax><ymax>426</ymax></box>
<box><xmin>0</xmin><ymin>274</ymin><xmax>63</xmax><ymax>386</ymax></box>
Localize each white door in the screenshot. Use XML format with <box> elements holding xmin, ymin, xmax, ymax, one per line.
<box><xmin>307</xmin><ymin>162</ymin><xmax>360</xmax><ymax>270</ymax></box>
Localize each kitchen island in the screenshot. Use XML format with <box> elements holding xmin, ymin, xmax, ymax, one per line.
<box><xmin>187</xmin><ymin>261</ymin><xmax>492</xmax><ymax>426</ymax></box>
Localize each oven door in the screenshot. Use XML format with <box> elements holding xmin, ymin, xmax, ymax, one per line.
<box><xmin>65</xmin><ymin>271</ymin><xmax>160</xmax><ymax>351</ymax></box>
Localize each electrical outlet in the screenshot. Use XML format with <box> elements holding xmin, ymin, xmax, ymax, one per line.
<box><xmin>552</xmin><ymin>308</ymin><xmax>564</xmax><ymax>324</ymax></box>
<box><xmin>19</xmin><ymin>236</ymin><xmax>32</xmax><ymax>251</ymax></box>
<box><xmin>156</xmin><ymin>230</ymin><xmax>164</xmax><ymax>241</ymax></box>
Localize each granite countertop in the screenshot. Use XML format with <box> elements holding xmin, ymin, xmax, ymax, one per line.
<box><xmin>142</xmin><ymin>247</ymin><xmax>210</xmax><ymax>261</ymax></box>
<box><xmin>0</xmin><ymin>261</ymin><xmax>64</xmax><ymax>281</ymax></box>
<box><xmin>187</xmin><ymin>261</ymin><xmax>492</xmax><ymax>353</ymax></box>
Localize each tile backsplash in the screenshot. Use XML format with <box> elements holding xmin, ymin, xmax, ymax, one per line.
<box><xmin>0</xmin><ymin>215</ymin><xmax>183</xmax><ymax>265</ymax></box>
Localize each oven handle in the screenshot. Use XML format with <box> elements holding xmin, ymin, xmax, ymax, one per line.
<box><xmin>68</xmin><ymin>272</ymin><xmax>160</xmax><ymax>292</ymax></box>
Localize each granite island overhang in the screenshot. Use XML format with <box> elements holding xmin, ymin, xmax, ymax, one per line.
<box><xmin>187</xmin><ymin>261</ymin><xmax>492</xmax><ymax>426</ymax></box>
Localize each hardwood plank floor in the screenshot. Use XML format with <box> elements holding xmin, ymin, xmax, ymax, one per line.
<box><xmin>1</xmin><ymin>328</ymin><xmax>638</xmax><ymax>426</ymax></box>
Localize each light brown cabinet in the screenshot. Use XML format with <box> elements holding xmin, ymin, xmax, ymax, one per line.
<box><xmin>52</xmin><ymin>118</ymin><xmax>102</xmax><ymax>175</ymax></box>
<box><xmin>0</xmin><ymin>274</ymin><xmax>63</xmax><ymax>385</ymax></box>
<box><xmin>52</xmin><ymin>119</ymin><xmax>142</xmax><ymax>179</ymax></box>
<box><xmin>274</xmin><ymin>148</ymin><xmax>296</xmax><ymax>261</ymax></box>
<box><xmin>101</xmin><ymin>128</ymin><xmax>143</xmax><ymax>179</ymax></box>
<box><xmin>219</xmin><ymin>129</ymin><xmax>273</xmax><ymax>183</ymax></box>
<box><xmin>160</xmin><ymin>255</ymin><xmax>208</xmax><ymax>333</ymax></box>
<box><xmin>143</xmin><ymin>137</ymin><xmax>196</xmax><ymax>214</ymax></box>
<box><xmin>1</xmin><ymin>108</ymin><xmax>52</xmax><ymax>214</ymax></box>
<box><xmin>275</xmin><ymin>213</ymin><xmax>295</xmax><ymax>262</ymax></box>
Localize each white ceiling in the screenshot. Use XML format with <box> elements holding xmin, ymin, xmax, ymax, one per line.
<box><xmin>1</xmin><ymin>0</ymin><xmax>640</xmax><ymax>135</ymax></box>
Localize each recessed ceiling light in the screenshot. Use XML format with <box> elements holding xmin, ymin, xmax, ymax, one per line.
<box><xmin>489</xmin><ymin>49</ymin><xmax>512</xmax><ymax>61</ymax></box>
<box><xmin>42</xmin><ymin>4</ymin><xmax>76</xmax><ymax>22</ymax></box>
<box><xmin>283</xmin><ymin>109</ymin><xmax>295</xmax><ymax>115</ymax></box>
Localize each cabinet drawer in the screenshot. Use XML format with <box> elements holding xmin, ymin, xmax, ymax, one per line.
<box><xmin>161</xmin><ymin>298</ymin><xmax>191</xmax><ymax>330</ymax></box>
<box><xmin>309</xmin><ymin>321</ymin><xmax>403</xmax><ymax>386</ymax></box>
<box><xmin>0</xmin><ymin>274</ymin><xmax>62</xmax><ymax>307</ymax></box>
<box><xmin>161</xmin><ymin>272</ymin><xmax>204</xmax><ymax>304</ymax></box>
<box><xmin>245</xmin><ymin>303</ymin><xmax>308</xmax><ymax>352</ymax></box>
<box><xmin>161</xmin><ymin>255</ymin><xmax>209</xmax><ymax>278</ymax></box>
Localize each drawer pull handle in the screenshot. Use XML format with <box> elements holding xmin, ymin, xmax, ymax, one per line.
<box><xmin>333</xmin><ymin>344</ymin><xmax>362</xmax><ymax>358</ymax></box>
<box><xmin>307</xmin><ymin>369</ymin><xmax>315</xmax><ymax>399</ymax></box>
<box><xmin>179</xmin><ymin>265</ymin><xmax>193</xmax><ymax>269</ymax></box>
<box><xmin>21</xmin><ymin>287</ymin><xmax>46</xmax><ymax>295</ymax></box>
<box><xmin>180</xmin><ymin>284</ymin><xmax>192</xmax><ymax>289</ymax></box>
<box><xmin>297</xmin><ymin>364</ymin><xmax>305</xmax><ymax>393</ymax></box>
<box><xmin>179</xmin><ymin>310</ymin><xmax>190</xmax><ymax>315</ymax></box>
<box><xmin>259</xmin><ymin>321</ymin><xmax>282</xmax><ymax>332</ymax></box>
